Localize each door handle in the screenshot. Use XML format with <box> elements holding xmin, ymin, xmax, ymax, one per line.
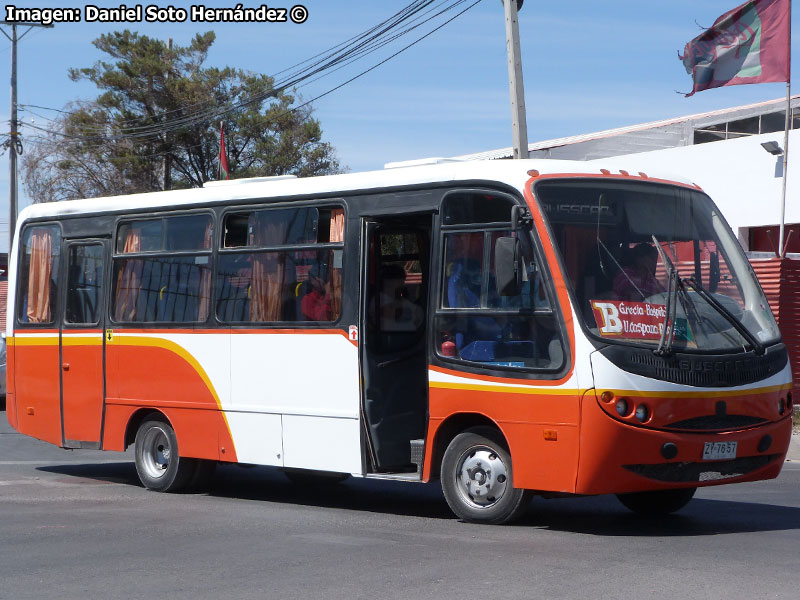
<box><xmin>62</xmin><ymin>363</ymin><xmax>70</xmax><ymax>371</ymax></box>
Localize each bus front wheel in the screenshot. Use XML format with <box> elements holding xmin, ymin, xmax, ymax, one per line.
<box><xmin>441</xmin><ymin>429</ymin><xmax>531</xmax><ymax>524</ymax></box>
<box><xmin>134</xmin><ymin>419</ymin><xmax>196</xmax><ymax>492</ymax></box>
<box><xmin>616</xmin><ymin>488</ymin><xmax>696</xmax><ymax>515</ymax></box>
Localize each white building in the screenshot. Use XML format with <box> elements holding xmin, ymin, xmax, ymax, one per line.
<box><xmin>457</xmin><ymin>96</ymin><xmax>800</xmax><ymax>255</ymax></box>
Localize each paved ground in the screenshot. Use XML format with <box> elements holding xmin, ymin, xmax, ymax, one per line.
<box><xmin>2</xmin><ymin>411</ymin><xmax>800</xmax><ymax>600</ymax></box>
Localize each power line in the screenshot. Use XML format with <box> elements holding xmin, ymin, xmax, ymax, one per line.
<box><xmin>22</xmin><ymin>0</ymin><xmax>480</xmax><ymax>165</ymax></box>
<box><xmin>22</xmin><ymin>0</ymin><xmax>444</xmax><ymax>132</ymax></box>
<box><xmin>21</xmin><ymin>0</ymin><xmax>481</xmax><ymax>144</ymax></box>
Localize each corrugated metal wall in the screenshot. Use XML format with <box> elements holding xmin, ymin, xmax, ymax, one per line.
<box><xmin>750</xmin><ymin>257</ymin><xmax>800</xmax><ymax>397</ymax></box>
<box><xmin>0</xmin><ymin>281</ymin><xmax>6</xmax><ymax>326</ymax></box>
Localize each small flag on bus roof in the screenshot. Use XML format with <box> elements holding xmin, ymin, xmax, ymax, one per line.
<box><xmin>679</xmin><ymin>0</ymin><xmax>790</xmax><ymax>97</ymax></box>
<box><xmin>218</xmin><ymin>121</ymin><xmax>230</xmax><ymax>180</ymax></box>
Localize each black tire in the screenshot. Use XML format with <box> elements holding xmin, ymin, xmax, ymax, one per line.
<box><xmin>616</xmin><ymin>488</ymin><xmax>696</xmax><ymax>515</ymax></box>
<box><xmin>134</xmin><ymin>419</ymin><xmax>196</xmax><ymax>492</ymax></box>
<box><xmin>441</xmin><ymin>428</ymin><xmax>532</xmax><ymax>524</ymax></box>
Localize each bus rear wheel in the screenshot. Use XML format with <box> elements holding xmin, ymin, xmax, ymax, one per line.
<box><xmin>616</xmin><ymin>488</ymin><xmax>696</xmax><ymax>515</ymax></box>
<box><xmin>134</xmin><ymin>419</ymin><xmax>196</xmax><ymax>492</ymax></box>
<box><xmin>441</xmin><ymin>429</ymin><xmax>531</xmax><ymax>524</ymax></box>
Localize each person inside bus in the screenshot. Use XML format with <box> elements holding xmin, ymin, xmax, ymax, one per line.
<box><xmin>445</xmin><ymin>238</ymin><xmax>503</xmax><ymax>356</ymax></box>
<box><xmin>301</xmin><ymin>263</ymin><xmax>333</xmax><ymax>321</ymax></box>
<box><xmin>379</xmin><ymin>264</ymin><xmax>424</xmax><ymax>332</ymax></box>
<box><xmin>612</xmin><ymin>242</ymin><xmax>663</xmax><ymax>301</ymax></box>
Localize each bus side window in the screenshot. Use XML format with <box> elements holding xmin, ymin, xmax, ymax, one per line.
<box><xmin>112</xmin><ymin>214</ymin><xmax>212</xmax><ymax>323</ymax></box>
<box><xmin>216</xmin><ymin>207</ymin><xmax>344</xmax><ymax>324</ymax></box>
<box><xmin>17</xmin><ymin>225</ymin><xmax>62</xmax><ymax>325</ymax></box>
<box><xmin>435</xmin><ymin>198</ymin><xmax>563</xmax><ymax>371</ymax></box>
<box><xmin>65</xmin><ymin>244</ymin><xmax>103</xmax><ymax>325</ymax></box>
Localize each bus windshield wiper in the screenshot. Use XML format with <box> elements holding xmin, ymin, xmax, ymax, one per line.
<box><xmin>652</xmin><ymin>235</ymin><xmax>677</xmax><ymax>356</ymax></box>
<box><xmin>682</xmin><ymin>276</ymin><xmax>765</xmax><ymax>355</ymax></box>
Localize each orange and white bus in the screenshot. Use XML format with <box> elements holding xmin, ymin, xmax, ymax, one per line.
<box><xmin>5</xmin><ymin>159</ymin><xmax>793</xmax><ymax>523</ymax></box>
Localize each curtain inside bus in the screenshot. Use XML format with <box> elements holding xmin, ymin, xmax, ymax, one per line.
<box><xmin>250</xmin><ymin>212</ymin><xmax>288</xmax><ymax>321</ymax></box>
<box><xmin>198</xmin><ymin>221</ymin><xmax>213</xmax><ymax>321</ymax></box>
<box><xmin>26</xmin><ymin>229</ymin><xmax>55</xmax><ymax>323</ymax></box>
<box><xmin>329</xmin><ymin>208</ymin><xmax>344</xmax><ymax>318</ymax></box>
<box><xmin>114</xmin><ymin>227</ymin><xmax>142</xmax><ymax>322</ymax></box>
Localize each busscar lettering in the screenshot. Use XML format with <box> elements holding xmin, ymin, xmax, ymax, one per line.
<box><xmin>4</xmin><ymin>6</ymin><xmax>81</xmax><ymax>25</ymax></box>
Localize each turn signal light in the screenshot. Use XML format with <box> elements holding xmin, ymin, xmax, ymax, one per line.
<box><xmin>600</xmin><ymin>391</ymin><xmax>614</xmax><ymax>403</ymax></box>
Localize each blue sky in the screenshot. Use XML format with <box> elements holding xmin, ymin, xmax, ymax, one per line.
<box><xmin>0</xmin><ymin>0</ymin><xmax>797</xmax><ymax>250</ymax></box>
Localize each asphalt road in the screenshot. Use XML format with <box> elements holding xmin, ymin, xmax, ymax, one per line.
<box><xmin>2</xmin><ymin>411</ymin><xmax>799</xmax><ymax>600</ymax></box>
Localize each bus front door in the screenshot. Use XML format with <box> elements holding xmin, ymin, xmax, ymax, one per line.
<box><xmin>361</xmin><ymin>216</ymin><xmax>431</xmax><ymax>472</ymax></box>
<box><xmin>60</xmin><ymin>240</ymin><xmax>108</xmax><ymax>448</ymax></box>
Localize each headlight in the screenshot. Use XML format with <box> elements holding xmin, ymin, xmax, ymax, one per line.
<box><xmin>615</xmin><ymin>398</ymin><xmax>629</xmax><ymax>417</ymax></box>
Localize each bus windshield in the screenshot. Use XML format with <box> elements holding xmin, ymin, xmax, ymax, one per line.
<box><xmin>534</xmin><ymin>179</ymin><xmax>780</xmax><ymax>353</ymax></box>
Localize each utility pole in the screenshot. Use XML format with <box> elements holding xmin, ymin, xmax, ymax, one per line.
<box><xmin>0</xmin><ymin>21</ymin><xmax>53</xmax><ymax>247</ymax></box>
<box><xmin>503</xmin><ymin>0</ymin><xmax>528</xmax><ymax>159</ymax></box>
<box><xmin>162</xmin><ymin>37</ymin><xmax>172</xmax><ymax>191</ymax></box>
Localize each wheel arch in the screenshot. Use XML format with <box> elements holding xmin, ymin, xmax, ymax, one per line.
<box><xmin>428</xmin><ymin>412</ymin><xmax>509</xmax><ymax>480</ymax></box>
<box><xmin>124</xmin><ymin>408</ymin><xmax>170</xmax><ymax>450</ymax></box>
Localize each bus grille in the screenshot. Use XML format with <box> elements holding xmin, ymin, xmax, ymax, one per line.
<box><xmin>598</xmin><ymin>344</ymin><xmax>788</xmax><ymax>388</ymax></box>
<box><xmin>664</xmin><ymin>415</ymin><xmax>767</xmax><ymax>431</ymax></box>
<box><xmin>622</xmin><ymin>455</ymin><xmax>778</xmax><ymax>483</ymax></box>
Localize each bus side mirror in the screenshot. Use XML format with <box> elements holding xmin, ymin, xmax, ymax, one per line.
<box><xmin>709</xmin><ymin>251</ymin><xmax>720</xmax><ymax>293</ymax></box>
<box><xmin>494</xmin><ymin>237</ymin><xmax>521</xmax><ymax>296</ymax></box>
<box><xmin>511</xmin><ymin>205</ymin><xmax>532</xmax><ymax>231</ymax></box>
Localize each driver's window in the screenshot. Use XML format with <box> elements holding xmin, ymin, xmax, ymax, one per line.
<box><xmin>435</xmin><ymin>192</ymin><xmax>563</xmax><ymax>371</ymax></box>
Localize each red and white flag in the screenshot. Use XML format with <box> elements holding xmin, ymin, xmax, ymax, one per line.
<box><xmin>679</xmin><ymin>0</ymin><xmax>790</xmax><ymax>97</ymax></box>
<box><xmin>218</xmin><ymin>121</ymin><xmax>230</xmax><ymax>180</ymax></box>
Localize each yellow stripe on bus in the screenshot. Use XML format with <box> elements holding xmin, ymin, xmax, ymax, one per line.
<box><xmin>430</xmin><ymin>380</ymin><xmax>791</xmax><ymax>399</ymax></box>
<box><xmin>61</xmin><ymin>337</ymin><xmax>103</xmax><ymax>346</ymax></box>
<box><xmin>110</xmin><ymin>335</ymin><xmax>236</xmax><ymax>445</ymax></box>
<box><xmin>429</xmin><ymin>381</ymin><xmax>584</xmax><ymax>396</ymax></box>
<box><xmin>11</xmin><ymin>336</ymin><xmax>59</xmax><ymax>346</ymax></box>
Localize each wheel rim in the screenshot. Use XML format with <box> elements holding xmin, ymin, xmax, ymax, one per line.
<box><xmin>454</xmin><ymin>445</ymin><xmax>509</xmax><ymax>509</ymax></box>
<box><xmin>140</xmin><ymin>426</ymin><xmax>171</xmax><ymax>479</ymax></box>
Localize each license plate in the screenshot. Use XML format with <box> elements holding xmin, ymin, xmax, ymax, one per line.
<box><xmin>702</xmin><ymin>441</ymin><xmax>737</xmax><ymax>461</ymax></box>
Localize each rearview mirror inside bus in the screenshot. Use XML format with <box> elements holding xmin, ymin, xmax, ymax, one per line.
<box><xmin>494</xmin><ymin>236</ymin><xmax>521</xmax><ymax>296</ymax></box>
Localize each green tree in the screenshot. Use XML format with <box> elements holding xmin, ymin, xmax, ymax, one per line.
<box><xmin>23</xmin><ymin>30</ymin><xmax>342</xmax><ymax>202</ymax></box>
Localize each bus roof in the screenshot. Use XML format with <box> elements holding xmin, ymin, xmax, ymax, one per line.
<box><xmin>16</xmin><ymin>158</ymin><xmax>698</xmax><ymax>225</ymax></box>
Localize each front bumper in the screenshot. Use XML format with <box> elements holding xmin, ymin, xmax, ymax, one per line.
<box><xmin>575</xmin><ymin>396</ymin><xmax>792</xmax><ymax>495</ymax></box>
